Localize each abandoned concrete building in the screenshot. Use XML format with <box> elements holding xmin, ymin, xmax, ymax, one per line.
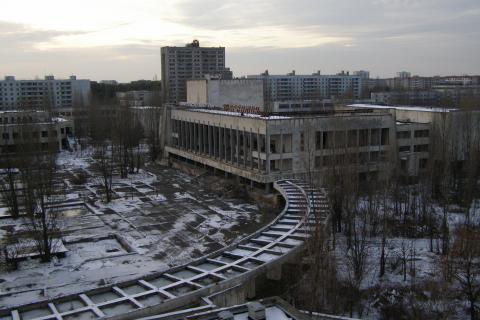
<box><xmin>0</xmin><ymin>110</ymin><xmax>73</xmax><ymax>154</ymax></box>
<box><xmin>165</xmin><ymin>106</ymin><xmax>396</xmax><ymax>191</ymax></box>
<box><xmin>164</xmin><ymin>100</ymin><xmax>480</xmax><ymax>191</ymax></box>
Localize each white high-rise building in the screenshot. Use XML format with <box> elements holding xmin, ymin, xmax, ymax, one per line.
<box><xmin>161</xmin><ymin>40</ymin><xmax>231</xmax><ymax>104</ymax></box>
<box><xmin>247</xmin><ymin>70</ymin><xmax>364</xmax><ymax>101</ymax></box>
<box><xmin>0</xmin><ymin>75</ymin><xmax>91</xmax><ymax>110</ymax></box>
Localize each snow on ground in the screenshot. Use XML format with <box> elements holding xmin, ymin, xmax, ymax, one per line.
<box><xmin>0</xmin><ymin>150</ymin><xmax>272</xmax><ymax>308</ymax></box>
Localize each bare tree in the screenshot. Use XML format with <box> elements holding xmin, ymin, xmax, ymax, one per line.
<box><xmin>451</xmin><ymin>226</ymin><xmax>480</xmax><ymax>320</ymax></box>
<box><xmin>18</xmin><ymin>121</ymin><xmax>62</xmax><ymax>263</ymax></box>
<box><xmin>0</xmin><ymin>151</ymin><xmax>21</xmax><ymax>218</ymax></box>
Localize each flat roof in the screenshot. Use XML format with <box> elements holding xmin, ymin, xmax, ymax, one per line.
<box><xmin>187</xmin><ymin>108</ymin><xmax>291</xmax><ymax>119</ymax></box>
<box><xmin>348</xmin><ymin>103</ymin><xmax>458</xmax><ymax>113</ymax></box>
<box><xmin>176</xmin><ymin>106</ymin><xmax>391</xmax><ymax>120</ymax></box>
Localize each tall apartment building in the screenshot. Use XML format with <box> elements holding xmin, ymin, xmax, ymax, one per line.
<box><xmin>0</xmin><ymin>75</ymin><xmax>91</xmax><ymax>110</ymax></box>
<box><xmin>161</xmin><ymin>40</ymin><xmax>231</xmax><ymax>104</ymax></box>
<box><xmin>247</xmin><ymin>70</ymin><xmax>364</xmax><ymax>102</ymax></box>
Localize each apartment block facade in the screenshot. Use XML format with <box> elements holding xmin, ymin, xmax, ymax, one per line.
<box><xmin>0</xmin><ymin>75</ymin><xmax>90</xmax><ymax>110</ymax></box>
<box><xmin>247</xmin><ymin>71</ymin><xmax>364</xmax><ymax>102</ymax></box>
<box><xmin>161</xmin><ymin>40</ymin><xmax>230</xmax><ymax>104</ymax></box>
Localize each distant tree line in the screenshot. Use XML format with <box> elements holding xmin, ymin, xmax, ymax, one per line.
<box><xmin>90</xmin><ymin>80</ymin><xmax>161</xmax><ymax>101</ymax></box>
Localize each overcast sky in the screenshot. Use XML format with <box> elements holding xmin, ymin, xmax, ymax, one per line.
<box><xmin>0</xmin><ymin>0</ymin><xmax>479</xmax><ymax>82</ymax></box>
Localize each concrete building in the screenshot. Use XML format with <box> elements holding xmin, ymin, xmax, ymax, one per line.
<box><xmin>247</xmin><ymin>70</ymin><xmax>364</xmax><ymax>101</ymax></box>
<box><xmin>161</xmin><ymin>40</ymin><xmax>231</xmax><ymax>104</ymax></box>
<box><xmin>165</xmin><ymin>106</ymin><xmax>395</xmax><ymax>190</ymax></box>
<box><xmin>186</xmin><ymin>77</ymin><xmax>265</xmax><ymax>110</ymax></box>
<box><xmin>0</xmin><ymin>75</ymin><xmax>91</xmax><ymax>110</ymax></box>
<box><xmin>353</xmin><ymin>70</ymin><xmax>370</xmax><ymax>79</ymax></box>
<box><xmin>384</xmin><ymin>76</ymin><xmax>433</xmax><ymax>91</ymax></box>
<box><xmin>348</xmin><ymin>103</ymin><xmax>480</xmax><ymax>175</ymax></box>
<box><xmin>371</xmin><ymin>91</ymin><xmax>441</xmax><ymax>106</ymax></box>
<box><xmin>0</xmin><ymin>110</ymin><xmax>73</xmax><ymax>154</ymax></box>
<box><xmin>117</xmin><ymin>90</ymin><xmax>159</xmax><ymax>107</ymax></box>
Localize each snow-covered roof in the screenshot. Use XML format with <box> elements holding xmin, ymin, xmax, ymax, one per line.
<box><xmin>189</xmin><ymin>108</ymin><xmax>291</xmax><ymax>120</ymax></box>
<box><xmin>348</xmin><ymin>103</ymin><xmax>458</xmax><ymax>113</ymax></box>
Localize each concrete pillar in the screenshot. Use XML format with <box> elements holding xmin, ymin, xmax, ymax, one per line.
<box><xmin>230</xmin><ymin>126</ymin><xmax>233</xmax><ymax>163</ymax></box>
<box><xmin>224</xmin><ymin>125</ymin><xmax>228</xmax><ymax>162</ymax></box>
<box><xmin>199</xmin><ymin>123</ymin><xmax>203</xmax><ymax>154</ymax></box>
<box><xmin>203</xmin><ymin>124</ymin><xmax>207</xmax><ymax>154</ymax></box>
<box><xmin>265</xmin><ymin>182</ymin><xmax>271</xmax><ymax>193</ymax></box>
<box><xmin>189</xmin><ymin>122</ymin><xmax>193</xmax><ymax>151</ymax></box>
<box><xmin>257</xmin><ymin>130</ymin><xmax>261</xmax><ymax>171</ymax></box>
<box><xmin>208</xmin><ymin>124</ymin><xmax>212</xmax><ymax>156</ymax></box>
<box><xmin>236</xmin><ymin>128</ymin><xmax>240</xmax><ymax>166</ymax></box>
<box><xmin>182</xmin><ymin>121</ymin><xmax>186</xmax><ymax>150</ymax></box>
<box><xmin>243</xmin><ymin>128</ymin><xmax>247</xmax><ymax>167</ymax></box>
<box><xmin>213</xmin><ymin>126</ymin><xmax>217</xmax><ymax>158</ymax></box>
<box><xmin>193</xmin><ymin>122</ymin><xmax>197</xmax><ymax>153</ymax></box>
<box><xmin>266</xmin><ymin>130</ymin><xmax>270</xmax><ymax>173</ymax></box>
<box><xmin>219</xmin><ymin>126</ymin><xmax>223</xmax><ymax>160</ymax></box>
<box><xmin>280</xmin><ymin>131</ymin><xmax>283</xmax><ymax>172</ymax></box>
<box><xmin>249</xmin><ymin>129</ymin><xmax>253</xmax><ymax>169</ymax></box>
<box><xmin>267</xmin><ymin>264</ymin><xmax>282</xmax><ymax>281</ymax></box>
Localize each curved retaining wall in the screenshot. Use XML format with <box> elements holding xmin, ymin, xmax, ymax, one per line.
<box><xmin>0</xmin><ymin>180</ymin><xmax>329</xmax><ymax>320</ymax></box>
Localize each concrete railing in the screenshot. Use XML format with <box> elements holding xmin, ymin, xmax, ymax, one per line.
<box><xmin>0</xmin><ymin>180</ymin><xmax>330</xmax><ymax>320</ymax></box>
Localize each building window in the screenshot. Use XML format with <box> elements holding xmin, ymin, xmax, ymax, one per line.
<box><xmin>347</xmin><ymin>130</ymin><xmax>357</xmax><ymax>147</ymax></box>
<box><xmin>399</xmin><ymin>146</ymin><xmax>410</xmax><ymax>152</ymax></box>
<box><xmin>323</xmin><ymin>155</ymin><xmax>333</xmax><ymax>166</ymax></box>
<box><xmin>41</xmin><ymin>131</ymin><xmax>48</xmax><ymax>137</ymax></box>
<box><xmin>300</xmin><ymin>133</ymin><xmax>304</xmax><ymax>151</ymax></box>
<box><xmin>419</xmin><ymin>158</ymin><xmax>428</xmax><ymax>169</ymax></box>
<box><xmin>371</xmin><ymin>129</ymin><xmax>380</xmax><ymax>145</ymax></box>
<box><xmin>381</xmin><ymin>128</ymin><xmax>390</xmax><ymax>145</ymax></box>
<box><xmin>2</xmin><ymin>132</ymin><xmax>9</xmax><ymax>140</ymax></box>
<box><xmin>397</xmin><ymin>131</ymin><xmax>411</xmax><ymax>139</ymax></box>
<box><xmin>323</xmin><ymin>131</ymin><xmax>334</xmax><ymax>149</ymax></box>
<box><xmin>359</xmin><ymin>129</ymin><xmax>368</xmax><ymax>146</ymax></box>
<box><xmin>359</xmin><ymin>152</ymin><xmax>369</xmax><ymax>164</ymax></box>
<box><xmin>315</xmin><ymin>131</ymin><xmax>321</xmax><ymax>149</ymax></box>
<box><xmin>335</xmin><ymin>131</ymin><xmax>346</xmax><ymax>149</ymax></box>
<box><xmin>414</xmin><ymin>144</ymin><xmax>429</xmax><ymax>152</ymax></box>
<box><xmin>414</xmin><ymin>129</ymin><xmax>429</xmax><ymax>138</ymax></box>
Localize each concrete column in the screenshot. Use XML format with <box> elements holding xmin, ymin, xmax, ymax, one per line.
<box><xmin>219</xmin><ymin>126</ymin><xmax>223</xmax><ymax>160</ymax></box>
<box><xmin>199</xmin><ymin>123</ymin><xmax>203</xmax><ymax>154</ymax></box>
<box><xmin>181</xmin><ymin>121</ymin><xmax>185</xmax><ymax>149</ymax></box>
<box><xmin>257</xmin><ymin>130</ymin><xmax>261</xmax><ymax>171</ymax></box>
<box><xmin>266</xmin><ymin>129</ymin><xmax>270</xmax><ymax>173</ymax></box>
<box><xmin>267</xmin><ymin>264</ymin><xmax>282</xmax><ymax>281</ymax></box>
<box><xmin>213</xmin><ymin>126</ymin><xmax>217</xmax><ymax>158</ymax></box>
<box><xmin>249</xmin><ymin>129</ymin><xmax>253</xmax><ymax>169</ymax></box>
<box><xmin>230</xmin><ymin>126</ymin><xmax>233</xmax><ymax>163</ymax></box>
<box><xmin>208</xmin><ymin>124</ymin><xmax>212</xmax><ymax>156</ymax></box>
<box><xmin>184</xmin><ymin>121</ymin><xmax>187</xmax><ymax>150</ymax></box>
<box><xmin>224</xmin><ymin>125</ymin><xmax>228</xmax><ymax>162</ymax></box>
<box><xmin>203</xmin><ymin>124</ymin><xmax>207</xmax><ymax>154</ymax></box>
<box><xmin>243</xmin><ymin>128</ymin><xmax>247</xmax><ymax>167</ymax></box>
<box><xmin>236</xmin><ymin>128</ymin><xmax>240</xmax><ymax>166</ymax></box>
<box><xmin>189</xmin><ymin>122</ymin><xmax>193</xmax><ymax>151</ymax></box>
<box><xmin>193</xmin><ymin>122</ymin><xmax>197</xmax><ymax>153</ymax></box>
<box><xmin>280</xmin><ymin>131</ymin><xmax>283</xmax><ymax>172</ymax></box>
<box><xmin>187</xmin><ymin>121</ymin><xmax>191</xmax><ymax>151</ymax></box>
<box><xmin>178</xmin><ymin>120</ymin><xmax>181</xmax><ymax>149</ymax></box>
